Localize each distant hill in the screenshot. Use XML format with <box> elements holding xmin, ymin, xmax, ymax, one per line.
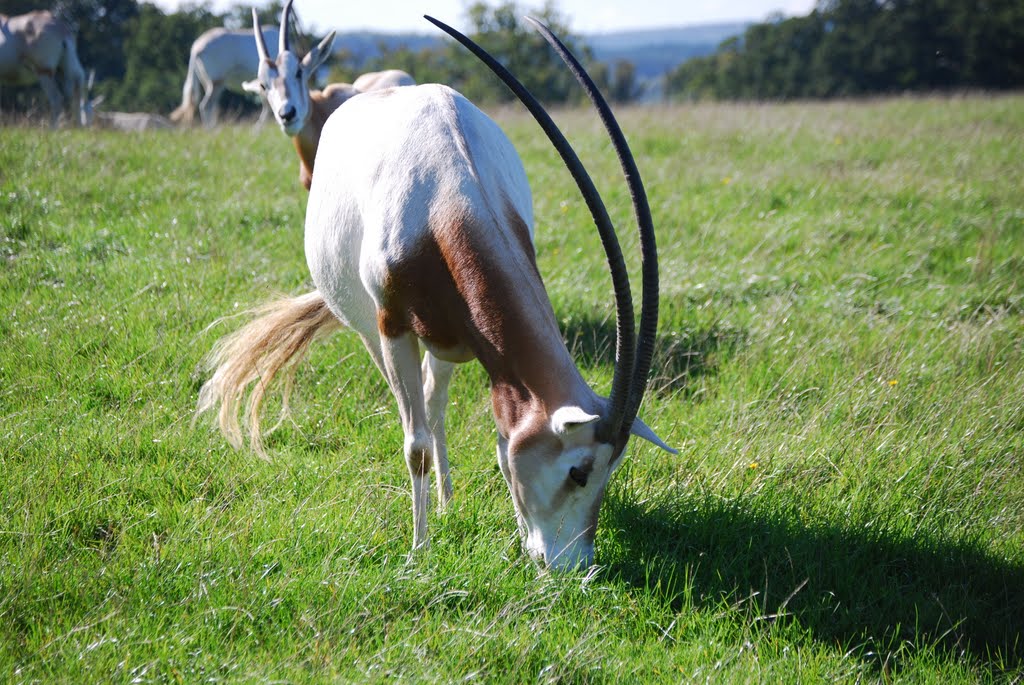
<box><xmin>329</xmin><ymin>21</ymin><xmax>749</xmax><ymax>99</ymax></box>
<box><xmin>586</xmin><ymin>23</ymin><xmax>748</xmax><ymax>80</ymax></box>
<box><xmin>330</xmin><ymin>32</ymin><xmax>441</xmax><ymax>62</ymax></box>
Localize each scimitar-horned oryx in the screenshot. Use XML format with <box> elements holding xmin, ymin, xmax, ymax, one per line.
<box><xmin>242</xmin><ymin>0</ymin><xmax>415</xmax><ymax>190</ymax></box>
<box><xmin>81</xmin><ymin>70</ymin><xmax>170</xmax><ymax>131</ymax></box>
<box><xmin>0</xmin><ymin>10</ymin><xmax>90</xmax><ymax>127</ymax></box>
<box><xmin>170</xmin><ymin>24</ymin><xmax>282</xmax><ymax>127</ymax></box>
<box><xmin>196</xmin><ymin>16</ymin><xmax>674</xmax><ymax>571</ymax></box>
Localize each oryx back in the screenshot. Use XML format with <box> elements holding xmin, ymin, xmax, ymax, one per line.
<box><xmin>304</xmin><ymin>84</ymin><xmax>534</xmax><ymax>353</ymax></box>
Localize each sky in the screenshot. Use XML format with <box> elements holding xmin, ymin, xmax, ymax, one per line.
<box><xmin>148</xmin><ymin>0</ymin><xmax>819</xmax><ymax>35</ymax></box>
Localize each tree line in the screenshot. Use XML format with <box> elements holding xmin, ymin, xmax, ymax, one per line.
<box><xmin>665</xmin><ymin>0</ymin><xmax>1024</xmax><ymax>100</ymax></box>
<box><xmin>4</xmin><ymin>0</ymin><xmax>1020</xmax><ymax>118</ymax></box>
<box><xmin>0</xmin><ymin>0</ymin><xmax>641</xmax><ymax>117</ymax></box>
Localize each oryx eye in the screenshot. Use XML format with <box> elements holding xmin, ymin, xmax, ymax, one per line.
<box><xmin>568</xmin><ymin>466</ymin><xmax>588</xmax><ymax>488</ymax></box>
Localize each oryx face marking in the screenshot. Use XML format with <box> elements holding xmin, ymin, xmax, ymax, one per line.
<box><xmin>247</xmin><ymin>1</ymin><xmax>335</xmax><ymax>138</ymax></box>
<box><xmin>498</xmin><ymin>409</ymin><xmax>622</xmax><ymax>570</ymax></box>
<box><xmin>256</xmin><ymin>52</ymin><xmax>309</xmax><ymax>136</ymax></box>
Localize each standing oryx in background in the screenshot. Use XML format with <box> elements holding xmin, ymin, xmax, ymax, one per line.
<box><xmin>243</xmin><ymin>0</ymin><xmax>415</xmax><ymax>190</ymax></box>
<box><xmin>0</xmin><ymin>10</ymin><xmax>90</xmax><ymax>127</ymax></box>
<box><xmin>170</xmin><ymin>24</ymin><xmax>282</xmax><ymax>127</ymax></box>
<box><xmin>196</xmin><ymin>16</ymin><xmax>674</xmax><ymax>571</ymax></box>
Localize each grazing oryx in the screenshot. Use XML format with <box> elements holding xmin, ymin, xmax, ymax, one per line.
<box><xmin>170</xmin><ymin>24</ymin><xmax>281</xmax><ymax>127</ymax></box>
<box><xmin>243</xmin><ymin>1</ymin><xmax>415</xmax><ymax>190</ymax></box>
<box><xmin>92</xmin><ymin>108</ymin><xmax>172</xmax><ymax>132</ymax></box>
<box><xmin>84</xmin><ymin>72</ymin><xmax>171</xmax><ymax>131</ymax></box>
<box><xmin>196</xmin><ymin>17</ymin><xmax>673</xmax><ymax>571</ymax></box>
<box><xmin>0</xmin><ymin>10</ymin><xmax>90</xmax><ymax>127</ymax></box>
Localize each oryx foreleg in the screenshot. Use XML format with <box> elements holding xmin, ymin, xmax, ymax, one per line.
<box><xmin>422</xmin><ymin>353</ymin><xmax>455</xmax><ymax>509</ymax></box>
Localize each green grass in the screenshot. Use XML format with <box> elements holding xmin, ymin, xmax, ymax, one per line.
<box><xmin>2</xmin><ymin>94</ymin><xmax>1022</xmax><ymax>682</ymax></box>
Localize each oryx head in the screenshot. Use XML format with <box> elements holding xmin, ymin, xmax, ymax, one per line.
<box><xmin>427</xmin><ymin>16</ymin><xmax>676</xmax><ymax>571</ymax></box>
<box><xmin>499</xmin><ymin>402</ymin><xmax>673</xmax><ymax>571</ymax></box>
<box><xmin>244</xmin><ymin>0</ymin><xmax>335</xmax><ymax>136</ymax></box>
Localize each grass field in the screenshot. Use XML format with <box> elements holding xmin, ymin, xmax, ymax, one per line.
<box><xmin>1</xmin><ymin>94</ymin><xmax>1022</xmax><ymax>682</ymax></box>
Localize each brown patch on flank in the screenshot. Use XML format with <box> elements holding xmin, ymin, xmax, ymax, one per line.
<box><xmin>375</xmin><ymin>235</ymin><xmax>469</xmax><ymax>351</ymax></box>
<box><xmin>375</xmin><ymin>198</ymin><xmax>578</xmax><ymax>438</ymax></box>
<box><xmin>374</xmin><ymin>200</ymin><xmax>542</xmax><ymax>358</ymax></box>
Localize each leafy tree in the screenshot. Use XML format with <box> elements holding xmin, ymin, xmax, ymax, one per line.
<box><xmin>608</xmin><ymin>59</ymin><xmax>640</xmax><ymax>102</ymax></box>
<box><xmin>0</xmin><ymin>0</ymin><xmax>43</xmax><ymax>14</ymax></box>
<box><xmin>52</xmin><ymin>0</ymin><xmax>140</xmax><ymax>83</ymax></box>
<box><xmin>332</xmin><ymin>43</ymin><xmax>451</xmax><ymax>88</ymax></box>
<box><xmin>442</xmin><ymin>1</ymin><xmax>595</xmax><ymax>104</ymax></box>
<box><xmin>327</xmin><ymin>1</ymin><xmax>605</xmax><ymax>105</ymax></box>
<box><xmin>1</xmin><ymin>0</ymin><xmax>650</xmax><ymax>120</ymax></box>
<box><xmin>665</xmin><ymin>0</ymin><xmax>1024</xmax><ymax>100</ymax></box>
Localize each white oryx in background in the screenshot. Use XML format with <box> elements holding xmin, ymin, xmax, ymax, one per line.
<box><xmin>170</xmin><ymin>24</ymin><xmax>281</xmax><ymax>127</ymax></box>
<box><xmin>243</xmin><ymin>0</ymin><xmax>415</xmax><ymax>190</ymax></box>
<box><xmin>92</xmin><ymin>107</ymin><xmax>172</xmax><ymax>131</ymax></box>
<box><xmin>0</xmin><ymin>10</ymin><xmax>90</xmax><ymax>127</ymax></box>
<box><xmin>196</xmin><ymin>17</ymin><xmax>674</xmax><ymax>571</ymax></box>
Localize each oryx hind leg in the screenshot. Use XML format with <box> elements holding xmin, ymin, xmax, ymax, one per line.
<box><xmin>422</xmin><ymin>352</ymin><xmax>455</xmax><ymax>509</ymax></box>
<box><xmin>37</xmin><ymin>74</ymin><xmax>64</xmax><ymax>128</ymax></box>
<box><xmin>375</xmin><ymin>331</ymin><xmax>434</xmax><ymax>551</ymax></box>
<box><xmin>199</xmin><ymin>81</ymin><xmax>222</xmax><ymax>127</ymax></box>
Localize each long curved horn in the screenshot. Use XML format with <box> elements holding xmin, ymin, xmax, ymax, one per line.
<box><xmin>523</xmin><ymin>17</ymin><xmax>660</xmax><ymax>443</ymax></box>
<box><xmin>251</xmin><ymin>8</ymin><xmax>269</xmax><ymax>63</ymax></box>
<box><xmin>280</xmin><ymin>0</ymin><xmax>293</xmax><ymax>54</ymax></box>
<box><xmin>423</xmin><ymin>15</ymin><xmax>635</xmax><ymax>444</ymax></box>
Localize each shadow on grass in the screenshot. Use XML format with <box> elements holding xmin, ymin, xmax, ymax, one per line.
<box><xmin>603</xmin><ymin>495</ymin><xmax>1024</xmax><ymax>675</ymax></box>
<box><xmin>560</xmin><ymin>312</ymin><xmax>745</xmax><ymax>398</ymax></box>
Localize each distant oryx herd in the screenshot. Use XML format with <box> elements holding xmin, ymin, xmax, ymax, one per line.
<box><xmin>0</xmin><ymin>5</ymin><xmax>414</xmax><ymax>132</ymax></box>
<box><xmin>7</xmin><ymin>1</ymin><xmax>675</xmax><ymax>570</ymax></box>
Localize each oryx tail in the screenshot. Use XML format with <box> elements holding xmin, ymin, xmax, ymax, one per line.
<box><xmin>196</xmin><ymin>290</ymin><xmax>340</xmax><ymax>457</ymax></box>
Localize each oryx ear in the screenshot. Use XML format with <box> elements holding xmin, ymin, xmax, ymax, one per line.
<box><xmin>630</xmin><ymin>416</ymin><xmax>677</xmax><ymax>454</ymax></box>
<box><xmin>302</xmin><ymin>30</ymin><xmax>336</xmax><ymax>72</ymax></box>
<box><xmin>242</xmin><ymin>79</ymin><xmax>262</xmax><ymax>94</ymax></box>
<box><xmin>551</xmin><ymin>406</ymin><xmax>600</xmax><ymax>438</ymax></box>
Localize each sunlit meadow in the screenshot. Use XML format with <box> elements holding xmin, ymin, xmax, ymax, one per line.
<box><xmin>1</xmin><ymin>94</ymin><xmax>1022</xmax><ymax>682</ymax></box>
